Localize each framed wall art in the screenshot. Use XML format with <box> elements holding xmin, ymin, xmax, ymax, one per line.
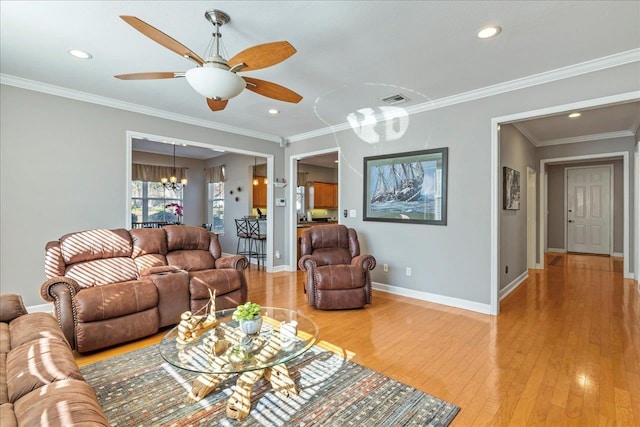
<box><xmin>503</xmin><ymin>166</ymin><xmax>520</xmax><ymax>210</ymax></box>
<box><xmin>363</xmin><ymin>148</ymin><xmax>448</xmax><ymax>225</ymax></box>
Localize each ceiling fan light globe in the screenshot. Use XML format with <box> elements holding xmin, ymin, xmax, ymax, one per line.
<box><xmin>185</xmin><ymin>67</ymin><xmax>246</xmax><ymax>100</ymax></box>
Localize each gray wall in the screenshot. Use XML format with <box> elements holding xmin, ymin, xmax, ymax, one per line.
<box><xmin>538</xmin><ymin>136</ymin><xmax>635</xmax><ymax>267</ymax></box>
<box><xmin>285</xmin><ymin>62</ymin><xmax>639</xmax><ymax>308</ymax></box>
<box><xmin>499</xmin><ymin>125</ymin><xmax>537</xmax><ymax>290</ymax></box>
<box><xmin>546</xmin><ymin>159</ymin><xmax>624</xmax><ymax>253</ymax></box>
<box><xmin>0</xmin><ymin>85</ymin><xmax>285</xmax><ymax>306</ymax></box>
<box><xmin>204</xmin><ymin>153</ymin><xmax>263</xmax><ymax>255</ymax></box>
<box><xmin>298</xmin><ymin>163</ymin><xmax>338</xmax><ymax>183</ymax></box>
<box><xmin>1</xmin><ymin>62</ymin><xmax>638</xmax><ymax>308</ymax></box>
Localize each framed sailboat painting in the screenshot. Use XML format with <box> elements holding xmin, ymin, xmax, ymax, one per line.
<box><xmin>363</xmin><ymin>148</ymin><xmax>448</xmax><ymax>225</ymax></box>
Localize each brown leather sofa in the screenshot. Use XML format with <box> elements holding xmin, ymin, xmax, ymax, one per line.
<box><xmin>298</xmin><ymin>225</ymin><xmax>376</xmax><ymax>309</ymax></box>
<box><xmin>1</xmin><ymin>294</ymin><xmax>109</xmax><ymax>426</ymax></box>
<box><xmin>41</xmin><ymin>225</ymin><xmax>249</xmax><ymax>353</ymax></box>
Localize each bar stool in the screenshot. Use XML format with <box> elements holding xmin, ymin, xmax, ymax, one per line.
<box><xmin>247</xmin><ymin>218</ymin><xmax>267</xmax><ymax>270</ymax></box>
<box><xmin>234</xmin><ymin>219</ymin><xmax>253</xmax><ymax>258</ymax></box>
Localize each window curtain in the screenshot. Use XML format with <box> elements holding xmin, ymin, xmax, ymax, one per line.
<box><xmin>297</xmin><ymin>172</ymin><xmax>308</xmax><ymax>186</ymax></box>
<box><xmin>132</xmin><ymin>163</ymin><xmax>187</xmax><ymax>182</ymax></box>
<box><xmin>205</xmin><ymin>165</ymin><xmax>226</xmax><ymax>183</ymax></box>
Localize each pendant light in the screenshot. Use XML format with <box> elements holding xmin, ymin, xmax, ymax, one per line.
<box><xmin>161</xmin><ymin>144</ymin><xmax>187</xmax><ymax>190</ymax></box>
<box><xmin>253</xmin><ymin>157</ymin><xmax>259</xmax><ymax>186</ymax></box>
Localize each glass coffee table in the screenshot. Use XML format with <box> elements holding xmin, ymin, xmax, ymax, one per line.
<box><xmin>158</xmin><ymin>307</ymin><xmax>319</xmax><ymax>420</ymax></box>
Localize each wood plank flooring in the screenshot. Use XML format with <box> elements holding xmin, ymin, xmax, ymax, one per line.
<box><xmin>75</xmin><ymin>253</ymin><xmax>639</xmax><ymax>426</ymax></box>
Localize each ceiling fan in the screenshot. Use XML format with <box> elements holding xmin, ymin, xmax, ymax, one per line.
<box><xmin>115</xmin><ymin>9</ymin><xmax>302</xmax><ymax>111</ymax></box>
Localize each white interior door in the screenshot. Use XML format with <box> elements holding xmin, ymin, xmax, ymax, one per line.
<box><xmin>566</xmin><ymin>166</ymin><xmax>611</xmax><ymax>254</ymax></box>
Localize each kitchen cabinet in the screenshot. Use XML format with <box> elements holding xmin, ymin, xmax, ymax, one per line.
<box><xmin>252</xmin><ymin>177</ymin><xmax>267</xmax><ymax>208</ymax></box>
<box><xmin>306</xmin><ymin>182</ymin><xmax>338</xmax><ymax>209</ymax></box>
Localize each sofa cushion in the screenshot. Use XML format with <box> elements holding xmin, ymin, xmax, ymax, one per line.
<box><xmin>9</xmin><ymin>312</ymin><xmax>67</xmax><ymax>348</ymax></box>
<box><xmin>13</xmin><ymin>379</ymin><xmax>108</xmax><ymax>426</ymax></box>
<box><xmin>134</xmin><ymin>253</ymin><xmax>168</xmax><ymax>273</ymax></box>
<box><xmin>0</xmin><ymin>295</ymin><xmax>27</xmax><ymax>323</ymax></box>
<box><xmin>310</xmin><ymin>247</ymin><xmax>352</xmax><ymax>266</ymax></box>
<box><xmin>165</xmin><ymin>225</ymin><xmax>210</xmax><ymax>251</ymax></box>
<box><xmin>315</xmin><ymin>265</ymin><xmax>366</xmax><ymax>290</ymax></box>
<box><xmin>166</xmin><ymin>250</ymin><xmax>215</xmax><ymax>271</ymax></box>
<box><xmin>0</xmin><ymin>403</ymin><xmax>16</xmax><ymax>427</ymax></box>
<box><xmin>75</xmin><ymin>279</ymin><xmax>158</xmax><ymax>322</ymax></box>
<box><xmin>6</xmin><ymin>338</ymin><xmax>83</xmax><ymax>402</ymax></box>
<box><xmin>59</xmin><ymin>228</ymin><xmax>133</xmax><ymax>264</ymax></box>
<box><xmin>130</xmin><ymin>228</ymin><xmax>168</xmax><ymax>257</ymax></box>
<box><xmin>65</xmin><ymin>257</ymin><xmax>139</xmax><ymax>288</ymax></box>
<box><xmin>0</xmin><ymin>324</ymin><xmax>9</xmax><ymax>354</ymax></box>
<box><xmin>190</xmin><ymin>270</ymin><xmax>243</xmax><ymax>299</ymax></box>
<box><xmin>0</xmin><ymin>353</ymin><xmax>7</xmax><ymax>404</ymax></box>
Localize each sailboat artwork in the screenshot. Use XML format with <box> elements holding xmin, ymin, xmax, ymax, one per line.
<box><xmin>364</xmin><ymin>148</ymin><xmax>448</xmax><ymax>225</ymax></box>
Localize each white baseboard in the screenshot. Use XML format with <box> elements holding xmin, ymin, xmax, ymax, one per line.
<box><xmin>500</xmin><ymin>271</ymin><xmax>528</xmax><ymax>301</ymax></box>
<box><xmin>547</xmin><ymin>248</ymin><xmax>566</xmax><ymax>253</ymax></box>
<box><xmin>270</xmin><ymin>265</ymin><xmax>290</xmax><ymax>273</ymax></box>
<box><xmin>625</xmin><ymin>272</ymin><xmax>635</xmax><ymax>280</ymax></box>
<box><xmin>535</xmin><ymin>263</ymin><xmax>543</xmax><ymax>269</ymax></box>
<box><xmin>27</xmin><ymin>303</ymin><xmax>53</xmax><ymax>314</ymax></box>
<box><xmin>371</xmin><ymin>282</ymin><xmax>492</xmax><ymax>315</ymax></box>
<box><xmin>612</xmin><ymin>252</ymin><xmax>623</xmax><ymax>258</ymax></box>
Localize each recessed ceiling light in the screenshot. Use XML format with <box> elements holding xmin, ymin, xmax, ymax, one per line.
<box><xmin>268</xmin><ymin>108</ymin><xmax>280</xmax><ymax>115</ymax></box>
<box><xmin>67</xmin><ymin>49</ymin><xmax>92</xmax><ymax>59</ymax></box>
<box><xmin>334</xmin><ymin>160</ymin><xmax>339</xmax><ymax>163</ymax></box>
<box><xmin>477</xmin><ymin>26</ymin><xmax>501</xmax><ymax>39</ymax></box>
<box><xmin>568</xmin><ymin>112</ymin><xmax>581</xmax><ymax>118</ymax></box>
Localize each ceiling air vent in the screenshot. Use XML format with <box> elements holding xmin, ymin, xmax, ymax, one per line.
<box><xmin>381</xmin><ymin>93</ymin><xmax>410</xmax><ymax>105</ymax></box>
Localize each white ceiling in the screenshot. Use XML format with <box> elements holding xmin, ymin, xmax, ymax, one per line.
<box><xmin>1</xmin><ymin>1</ymin><xmax>639</xmax><ymax>145</ymax></box>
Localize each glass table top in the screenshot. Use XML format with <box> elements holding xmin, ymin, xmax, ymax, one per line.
<box><xmin>158</xmin><ymin>307</ymin><xmax>319</xmax><ymax>375</ymax></box>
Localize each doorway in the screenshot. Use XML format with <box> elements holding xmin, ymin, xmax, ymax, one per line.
<box><xmin>566</xmin><ymin>165</ymin><xmax>613</xmax><ymax>255</ymax></box>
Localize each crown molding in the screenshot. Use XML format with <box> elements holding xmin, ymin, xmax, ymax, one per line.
<box><xmin>288</xmin><ymin>48</ymin><xmax>640</xmax><ymax>142</ymax></box>
<box><xmin>511</xmin><ymin>122</ymin><xmax>540</xmax><ymax>145</ymax></box>
<box><xmin>3</xmin><ymin>48</ymin><xmax>638</xmax><ymax>145</ymax></box>
<box><xmin>535</xmin><ymin>130</ymin><xmax>635</xmax><ymax>147</ymax></box>
<box><xmin>0</xmin><ymin>74</ymin><xmax>281</xmax><ymax>143</ymax></box>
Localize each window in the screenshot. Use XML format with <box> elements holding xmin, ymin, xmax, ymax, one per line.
<box><xmin>131</xmin><ymin>181</ymin><xmax>183</xmax><ymax>224</ymax></box>
<box><xmin>208</xmin><ymin>182</ymin><xmax>225</xmax><ymax>233</ymax></box>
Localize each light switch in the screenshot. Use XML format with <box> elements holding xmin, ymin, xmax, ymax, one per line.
<box><xmin>349</xmin><ymin>209</ymin><xmax>356</xmax><ymax>218</ymax></box>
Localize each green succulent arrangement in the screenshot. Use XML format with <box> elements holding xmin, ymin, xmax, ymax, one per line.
<box><xmin>232</xmin><ymin>302</ymin><xmax>262</xmax><ymax>321</ymax></box>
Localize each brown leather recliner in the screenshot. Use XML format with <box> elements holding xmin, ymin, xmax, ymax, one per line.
<box><xmin>298</xmin><ymin>225</ymin><xmax>376</xmax><ymax>310</ymax></box>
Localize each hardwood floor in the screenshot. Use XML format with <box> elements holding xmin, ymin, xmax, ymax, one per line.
<box><xmin>76</xmin><ymin>253</ymin><xmax>640</xmax><ymax>426</ymax></box>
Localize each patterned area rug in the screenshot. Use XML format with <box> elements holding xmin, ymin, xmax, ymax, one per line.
<box><xmin>81</xmin><ymin>344</ymin><xmax>459</xmax><ymax>426</ymax></box>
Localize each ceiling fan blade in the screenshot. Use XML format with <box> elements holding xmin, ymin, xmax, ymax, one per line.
<box><xmin>207</xmin><ymin>98</ymin><xmax>229</xmax><ymax>111</ymax></box>
<box><xmin>243</xmin><ymin>77</ymin><xmax>302</xmax><ymax>103</ymax></box>
<box><xmin>120</xmin><ymin>15</ymin><xmax>204</xmax><ymax>65</ymax></box>
<box><xmin>114</xmin><ymin>72</ymin><xmax>184</xmax><ymax>80</ymax></box>
<box><xmin>228</xmin><ymin>41</ymin><xmax>296</xmax><ymax>72</ymax></box>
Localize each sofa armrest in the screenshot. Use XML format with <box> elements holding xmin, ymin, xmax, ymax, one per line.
<box><xmin>40</xmin><ymin>276</ymin><xmax>81</xmax><ymax>349</ymax></box>
<box><xmin>0</xmin><ymin>294</ymin><xmax>28</xmax><ymax>322</ymax></box>
<box><xmin>351</xmin><ymin>254</ymin><xmax>376</xmax><ymax>271</ymax></box>
<box><xmin>215</xmin><ymin>255</ymin><xmax>249</xmax><ymax>271</ymax></box>
<box><xmin>139</xmin><ymin>265</ymin><xmax>180</xmax><ymax>277</ymax></box>
<box><xmin>298</xmin><ymin>255</ymin><xmax>318</xmax><ymax>272</ymax></box>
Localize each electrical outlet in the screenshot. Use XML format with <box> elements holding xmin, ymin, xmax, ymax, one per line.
<box><xmin>383</xmin><ymin>264</ymin><xmax>389</xmax><ymax>272</ymax></box>
<box><xmin>275</xmin><ymin>250</ymin><xmax>281</xmax><ymax>259</ymax></box>
<box><xmin>406</xmin><ymin>267</ymin><xmax>412</xmax><ymax>276</ymax></box>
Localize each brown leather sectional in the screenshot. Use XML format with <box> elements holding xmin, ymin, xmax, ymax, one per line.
<box><xmin>41</xmin><ymin>225</ymin><xmax>249</xmax><ymax>353</ymax></box>
<box><xmin>1</xmin><ymin>294</ymin><xmax>109</xmax><ymax>426</ymax></box>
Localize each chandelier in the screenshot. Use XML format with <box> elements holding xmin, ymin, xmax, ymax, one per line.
<box><xmin>161</xmin><ymin>144</ymin><xmax>187</xmax><ymax>190</ymax></box>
